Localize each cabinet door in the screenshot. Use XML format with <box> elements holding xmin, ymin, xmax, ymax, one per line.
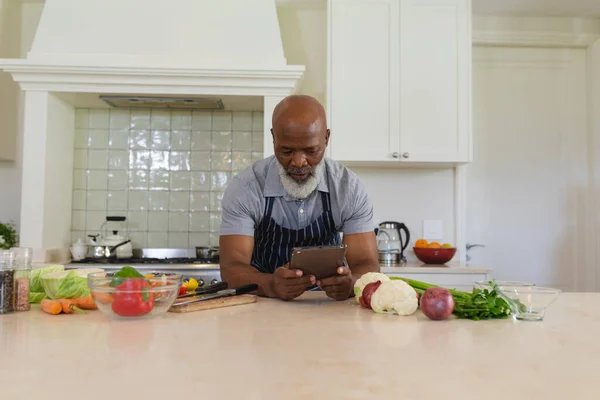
<box><xmin>327</xmin><ymin>0</ymin><xmax>400</xmax><ymax>162</ymax></box>
<box><xmin>383</xmin><ymin>271</ymin><xmax>489</xmax><ymax>290</ymax></box>
<box><xmin>399</xmin><ymin>0</ymin><xmax>471</xmax><ymax>163</ymax></box>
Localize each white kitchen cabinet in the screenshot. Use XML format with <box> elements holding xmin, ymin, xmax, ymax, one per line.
<box><xmin>326</xmin><ymin>0</ymin><xmax>472</xmax><ymax>165</ymax></box>
<box><xmin>327</xmin><ymin>0</ymin><xmax>400</xmax><ymax>162</ymax></box>
<box><xmin>381</xmin><ymin>266</ymin><xmax>490</xmax><ymax>291</ymax></box>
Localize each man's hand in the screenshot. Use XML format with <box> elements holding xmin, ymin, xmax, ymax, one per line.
<box><xmin>272</xmin><ymin>264</ymin><xmax>316</xmax><ymax>301</ymax></box>
<box><xmin>317</xmin><ymin>266</ymin><xmax>353</xmax><ymax>301</ymax></box>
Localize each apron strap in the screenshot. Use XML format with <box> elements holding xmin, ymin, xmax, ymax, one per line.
<box><xmin>320</xmin><ymin>191</ymin><xmax>332</xmax><ymax>212</ymax></box>
<box><xmin>264</xmin><ymin>196</ymin><xmax>275</xmax><ymax>219</ymax></box>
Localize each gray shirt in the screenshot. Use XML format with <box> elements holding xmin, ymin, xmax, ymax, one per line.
<box><xmin>220</xmin><ymin>155</ymin><xmax>375</xmax><ymax>237</ymax></box>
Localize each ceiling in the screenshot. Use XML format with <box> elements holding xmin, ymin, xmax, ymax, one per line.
<box><xmin>472</xmin><ymin>0</ymin><xmax>600</xmax><ymax>18</ymax></box>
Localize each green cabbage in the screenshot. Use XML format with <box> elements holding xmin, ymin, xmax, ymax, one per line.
<box><xmin>27</xmin><ymin>265</ymin><xmax>66</xmax><ymax>303</ymax></box>
<box><xmin>28</xmin><ymin>292</ymin><xmax>48</xmax><ymax>303</ymax></box>
<box><xmin>41</xmin><ymin>268</ymin><xmax>104</xmax><ymax>299</ymax></box>
<box><xmin>30</xmin><ymin>265</ymin><xmax>65</xmax><ymax>293</ymax></box>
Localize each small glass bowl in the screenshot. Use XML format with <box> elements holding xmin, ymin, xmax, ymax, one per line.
<box><xmin>474</xmin><ymin>280</ymin><xmax>535</xmax><ymax>291</ymax></box>
<box><xmin>495</xmin><ymin>285</ymin><xmax>561</xmax><ymax>321</ymax></box>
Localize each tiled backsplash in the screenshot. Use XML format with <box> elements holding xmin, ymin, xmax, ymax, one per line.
<box><xmin>71</xmin><ymin>108</ymin><xmax>264</xmax><ymax>248</ymax></box>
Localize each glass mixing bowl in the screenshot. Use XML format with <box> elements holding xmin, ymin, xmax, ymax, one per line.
<box><xmin>87</xmin><ymin>271</ymin><xmax>182</xmax><ymax>319</ymax></box>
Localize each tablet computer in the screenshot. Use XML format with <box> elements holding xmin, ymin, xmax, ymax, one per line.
<box><xmin>289</xmin><ymin>244</ymin><xmax>347</xmax><ymax>280</ymax></box>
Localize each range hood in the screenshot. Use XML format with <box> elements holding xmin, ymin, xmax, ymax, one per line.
<box><xmin>0</xmin><ymin>0</ymin><xmax>304</xmax><ymax>254</ymax></box>
<box><xmin>98</xmin><ymin>96</ymin><xmax>226</xmax><ymax>110</ymax></box>
<box><xmin>27</xmin><ymin>0</ymin><xmax>289</xmax><ymax>69</ymax></box>
<box><xmin>0</xmin><ymin>0</ymin><xmax>305</xmax><ymax>98</ymax></box>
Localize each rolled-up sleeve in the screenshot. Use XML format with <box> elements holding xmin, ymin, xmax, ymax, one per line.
<box><xmin>341</xmin><ymin>180</ymin><xmax>376</xmax><ymax>235</ymax></box>
<box><xmin>219</xmin><ymin>177</ymin><xmax>258</xmax><ymax>237</ymax></box>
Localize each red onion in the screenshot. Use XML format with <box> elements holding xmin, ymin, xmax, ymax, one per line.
<box><xmin>359</xmin><ymin>294</ymin><xmax>369</xmax><ymax>309</ymax></box>
<box><xmin>420</xmin><ymin>288</ymin><xmax>455</xmax><ymax>320</ymax></box>
<box><xmin>360</xmin><ymin>280</ymin><xmax>382</xmax><ymax>309</ymax></box>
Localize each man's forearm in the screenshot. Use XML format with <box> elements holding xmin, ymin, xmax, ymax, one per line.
<box><xmin>220</xmin><ymin>262</ymin><xmax>275</xmax><ymax>298</ymax></box>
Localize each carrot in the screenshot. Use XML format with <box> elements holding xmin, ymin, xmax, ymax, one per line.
<box><xmin>91</xmin><ymin>291</ymin><xmax>113</xmax><ymax>305</ymax></box>
<box><xmin>57</xmin><ymin>299</ymin><xmax>85</xmax><ymax>314</ymax></box>
<box><xmin>41</xmin><ymin>299</ymin><xmax>62</xmax><ymax>315</ymax></box>
<box><xmin>73</xmin><ymin>296</ymin><xmax>97</xmax><ymax>310</ymax></box>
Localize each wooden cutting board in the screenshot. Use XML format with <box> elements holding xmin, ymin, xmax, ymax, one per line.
<box><xmin>168</xmin><ymin>294</ymin><xmax>257</xmax><ymax>313</ymax></box>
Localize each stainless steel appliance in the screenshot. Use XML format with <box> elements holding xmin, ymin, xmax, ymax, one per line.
<box><xmin>195</xmin><ymin>246</ymin><xmax>219</xmax><ymax>259</ymax></box>
<box><xmin>69</xmin><ymin>248</ymin><xmax>221</xmax><ymax>288</ymax></box>
<box><xmin>83</xmin><ymin>216</ymin><xmax>134</xmax><ymax>259</ymax></box>
<box><xmin>375</xmin><ymin>221</ymin><xmax>410</xmax><ymax>264</ymax></box>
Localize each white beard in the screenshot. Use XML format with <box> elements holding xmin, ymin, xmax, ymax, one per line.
<box><xmin>277</xmin><ymin>159</ymin><xmax>325</xmax><ymax>200</ymax></box>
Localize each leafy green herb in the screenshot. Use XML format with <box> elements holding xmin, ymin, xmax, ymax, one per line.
<box><xmin>390</xmin><ymin>277</ymin><xmax>513</xmax><ymax>320</ymax></box>
<box><xmin>0</xmin><ymin>220</ymin><xmax>18</xmax><ymax>250</ymax></box>
<box><xmin>110</xmin><ymin>266</ymin><xmax>144</xmax><ymax>287</ymax></box>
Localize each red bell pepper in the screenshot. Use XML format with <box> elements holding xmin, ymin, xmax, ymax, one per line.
<box><xmin>179</xmin><ymin>284</ymin><xmax>188</xmax><ymax>296</ymax></box>
<box><xmin>111</xmin><ymin>279</ymin><xmax>155</xmax><ymax>317</ymax></box>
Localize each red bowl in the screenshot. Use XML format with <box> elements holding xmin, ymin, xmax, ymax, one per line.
<box><xmin>413</xmin><ymin>247</ymin><xmax>457</xmax><ymax>265</ymax></box>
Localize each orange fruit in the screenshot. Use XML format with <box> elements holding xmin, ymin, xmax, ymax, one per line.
<box><xmin>415</xmin><ymin>239</ymin><xmax>429</xmax><ymax>248</ymax></box>
<box><xmin>442</xmin><ymin>243</ymin><xmax>453</xmax><ymax>249</ymax></box>
<box><xmin>428</xmin><ymin>242</ymin><xmax>441</xmax><ymax>249</ymax></box>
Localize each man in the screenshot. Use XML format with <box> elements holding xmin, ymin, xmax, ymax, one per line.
<box><xmin>219</xmin><ymin>95</ymin><xmax>379</xmax><ymax>301</ymax></box>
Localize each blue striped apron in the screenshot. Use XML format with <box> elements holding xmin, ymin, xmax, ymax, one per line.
<box><xmin>250</xmin><ymin>190</ymin><xmax>341</xmax><ymax>274</ymax></box>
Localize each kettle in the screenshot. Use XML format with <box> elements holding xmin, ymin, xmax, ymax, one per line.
<box><xmin>101</xmin><ymin>231</ymin><xmax>134</xmax><ymax>259</ymax></box>
<box><xmin>375</xmin><ymin>221</ymin><xmax>410</xmax><ymax>264</ymax></box>
<box><xmin>86</xmin><ymin>231</ymin><xmax>133</xmax><ymax>259</ymax></box>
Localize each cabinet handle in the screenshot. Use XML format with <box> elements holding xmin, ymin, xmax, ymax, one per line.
<box><xmin>402</xmin><ymin>152</ymin><xmax>410</xmax><ymax>159</ymax></box>
<box><xmin>392</xmin><ymin>152</ymin><xmax>399</xmax><ymax>159</ymax></box>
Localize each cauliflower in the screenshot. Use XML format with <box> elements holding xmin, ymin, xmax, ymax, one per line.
<box><xmin>353</xmin><ymin>272</ymin><xmax>390</xmax><ymax>303</ymax></box>
<box><xmin>370</xmin><ymin>280</ymin><xmax>418</xmax><ymax>316</ymax></box>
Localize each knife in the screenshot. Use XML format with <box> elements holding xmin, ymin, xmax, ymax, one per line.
<box><xmin>174</xmin><ymin>283</ymin><xmax>258</xmax><ymax>306</ymax></box>
<box><xmin>178</xmin><ymin>281</ymin><xmax>228</xmax><ymax>299</ymax></box>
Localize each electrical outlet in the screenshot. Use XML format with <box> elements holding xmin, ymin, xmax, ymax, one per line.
<box><xmin>423</xmin><ymin>220</ymin><xmax>443</xmax><ymax>240</ymax></box>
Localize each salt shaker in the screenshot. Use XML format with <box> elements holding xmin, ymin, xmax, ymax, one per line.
<box><xmin>0</xmin><ymin>251</ymin><xmax>16</xmax><ymax>314</ymax></box>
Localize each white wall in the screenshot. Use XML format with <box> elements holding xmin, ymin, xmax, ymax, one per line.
<box><xmin>0</xmin><ymin>1</ymin><xmax>43</xmax><ymax>229</ymax></box>
<box><xmin>590</xmin><ymin>39</ymin><xmax>600</xmax><ymax>291</ymax></box>
<box><xmin>0</xmin><ymin>0</ymin><xmax>23</xmax><ymax>226</ymax></box>
<box><xmin>0</xmin><ymin>0</ymin><xmax>20</xmax><ymax>162</ymax></box>
<box><xmin>351</xmin><ymin>167</ymin><xmax>455</xmax><ymax>242</ymax></box>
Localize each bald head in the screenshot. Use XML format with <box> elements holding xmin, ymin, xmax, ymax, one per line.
<box><xmin>271</xmin><ymin>95</ymin><xmax>328</xmax><ymax>135</ymax></box>
<box><xmin>270</xmin><ymin>95</ymin><xmax>330</xmax><ymax>183</ymax></box>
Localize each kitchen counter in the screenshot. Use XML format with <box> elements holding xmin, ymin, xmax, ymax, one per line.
<box><xmin>39</xmin><ymin>261</ymin><xmax>491</xmax><ymax>274</ymax></box>
<box><xmin>2</xmin><ymin>291</ymin><xmax>598</xmax><ymax>399</ymax></box>
<box><xmin>40</xmin><ymin>261</ymin><xmax>492</xmax><ymax>291</ymax></box>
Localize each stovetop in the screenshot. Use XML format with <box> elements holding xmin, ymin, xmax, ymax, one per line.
<box><xmin>74</xmin><ymin>257</ymin><xmax>219</xmax><ymax>265</ymax></box>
